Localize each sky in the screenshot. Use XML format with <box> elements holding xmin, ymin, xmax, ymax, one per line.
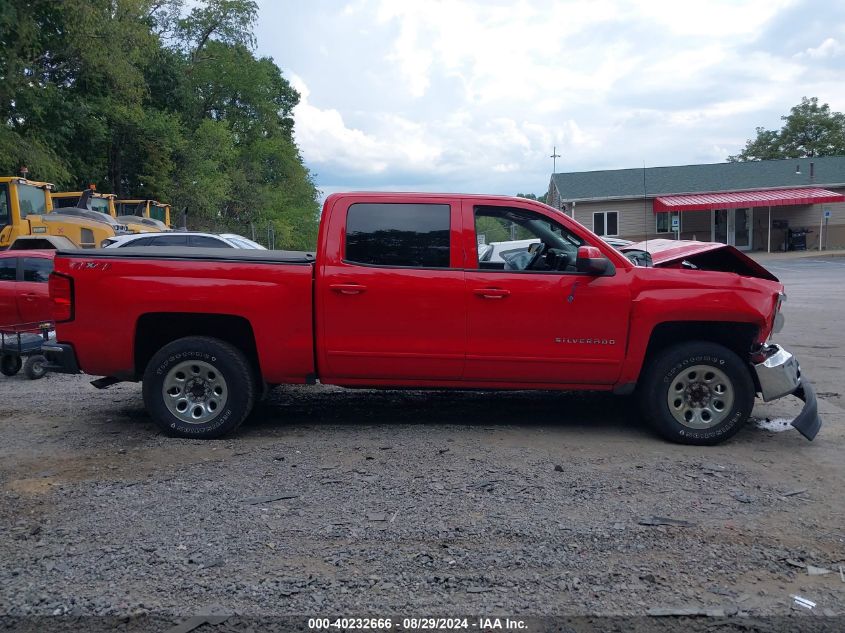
<box><xmin>254</xmin><ymin>0</ymin><xmax>845</xmax><ymax>199</ymax></box>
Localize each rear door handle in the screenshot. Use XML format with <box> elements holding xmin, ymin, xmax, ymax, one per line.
<box><xmin>473</xmin><ymin>288</ymin><xmax>510</xmax><ymax>299</ymax></box>
<box><xmin>330</xmin><ymin>283</ymin><xmax>367</xmax><ymax>295</ymax></box>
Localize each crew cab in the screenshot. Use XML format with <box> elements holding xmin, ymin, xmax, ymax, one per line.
<box><xmin>43</xmin><ymin>193</ymin><xmax>821</xmax><ymax>445</ymax></box>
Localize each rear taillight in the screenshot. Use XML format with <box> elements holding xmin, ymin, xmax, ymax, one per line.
<box><xmin>49</xmin><ymin>272</ymin><xmax>74</xmax><ymax>322</ymax></box>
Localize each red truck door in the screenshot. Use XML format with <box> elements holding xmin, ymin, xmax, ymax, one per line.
<box><xmin>462</xmin><ymin>200</ymin><xmax>631</xmax><ymax>385</ymax></box>
<box><xmin>0</xmin><ymin>257</ymin><xmax>21</xmax><ymax>327</ymax></box>
<box><xmin>317</xmin><ymin>197</ymin><xmax>466</xmax><ymax>382</ymax></box>
<box><xmin>17</xmin><ymin>256</ymin><xmax>53</xmax><ymax>324</ymax></box>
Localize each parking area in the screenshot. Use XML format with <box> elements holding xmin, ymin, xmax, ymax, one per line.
<box><xmin>0</xmin><ymin>257</ymin><xmax>843</xmax><ymax>629</ymax></box>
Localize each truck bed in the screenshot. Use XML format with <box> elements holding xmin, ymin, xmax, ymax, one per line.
<box><xmin>51</xmin><ymin>247</ymin><xmax>316</xmax><ymax>383</ymax></box>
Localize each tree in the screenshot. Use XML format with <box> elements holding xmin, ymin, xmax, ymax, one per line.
<box><xmin>516</xmin><ymin>192</ymin><xmax>548</xmax><ymax>204</ymax></box>
<box><xmin>729</xmin><ymin>97</ymin><xmax>845</xmax><ymax>161</ymax></box>
<box><xmin>0</xmin><ymin>0</ymin><xmax>320</xmax><ymax>249</ymax></box>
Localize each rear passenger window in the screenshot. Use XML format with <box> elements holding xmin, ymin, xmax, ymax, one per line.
<box><xmin>22</xmin><ymin>258</ymin><xmax>52</xmax><ymax>283</ymax></box>
<box><xmin>0</xmin><ymin>259</ymin><xmax>16</xmax><ymax>281</ymax></box>
<box><xmin>345</xmin><ymin>203</ymin><xmax>450</xmax><ymax>268</ymax></box>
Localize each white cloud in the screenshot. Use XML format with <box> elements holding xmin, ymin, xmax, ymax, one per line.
<box><xmin>799</xmin><ymin>37</ymin><xmax>845</xmax><ymax>59</ymax></box>
<box><xmin>259</xmin><ymin>0</ymin><xmax>845</xmax><ymax>196</ymax></box>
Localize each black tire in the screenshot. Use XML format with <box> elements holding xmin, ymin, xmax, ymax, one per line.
<box><xmin>1</xmin><ymin>354</ymin><xmax>22</xmax><ymax>377</ymax></box>
<box><xmin>23</xmin><ymin>354</ymin><xmax>47</xmax><ymax>380</ymax></box>
<box><xmin>142</xmin><ymin>336</ymin><xmax>256</xmax><ymax>439</ymax></box>
<box><xmin>638</xmin><ymin>341</ymin><xmax>755</xmax><ymax>446</ymax></box>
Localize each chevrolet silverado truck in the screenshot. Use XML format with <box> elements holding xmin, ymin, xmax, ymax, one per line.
<box><xmin>43</xmin><ymin>193</ymin><xmax>821</xmax><ymax>445</ymax></box>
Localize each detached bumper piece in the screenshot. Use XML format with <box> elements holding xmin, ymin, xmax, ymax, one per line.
<box><xmin>791</xmin><ymin>381</ymin><xmax>822</xmax><ymax>441</ymax></box>
<box><xmin>41</xmin><ymin>343</ymin><xmax>80</xmax><ymax>374</ymax></box>
<box><xmin>753</xmin><ymin>343</ymin><xmax>822</xmax><ymax>441</ymax></box>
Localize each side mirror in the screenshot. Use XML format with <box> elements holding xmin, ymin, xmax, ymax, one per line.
<box><xmin>576</xmin><ymin>245</ymin><xmax>612</xmax><ymax>275</ymax></box>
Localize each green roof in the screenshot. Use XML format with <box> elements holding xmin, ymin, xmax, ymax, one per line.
<box><xmin>551</xmin><ymin>156</ymin><xmax>845</xmax><ymax>201</ymax></box>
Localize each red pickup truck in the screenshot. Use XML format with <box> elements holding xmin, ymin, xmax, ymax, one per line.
<box><xmin>43</xmin><ymin>193</ymin><xmax>820</xmax><ymax>445</ymax></box>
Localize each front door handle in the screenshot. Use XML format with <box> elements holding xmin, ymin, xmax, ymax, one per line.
<box><xmin>473</xmin><ymin>288</ymin><xmax>510</xmax><ymax>299</ymax></box>
<box><xmin>330</xmin><ymin>283</ymin><xmax>367</xmax><ymax>295</ymax></box>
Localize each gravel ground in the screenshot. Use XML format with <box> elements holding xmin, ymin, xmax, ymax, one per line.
<box><xmin>0</xmin><ymin>257</ymin><xmax>843</xmax><ymax>632</ymax></box>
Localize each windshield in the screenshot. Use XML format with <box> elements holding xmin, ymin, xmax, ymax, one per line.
<box><xmin>17</xmin><ymin>183</ymin><xmax>47</xmax><ymax>218</ymax></box>
<box><xmin>90</xmin><ymin>198</ymin><xmax>110</xmax><ymax>214</ymax></box>
<box><xmin>117</xmin><ymin>202</ymin><xmax>145</xmax><ymax>216</ymax></box>
<box><xmin>150</xmin><ymin>204</ymin><xmax>168</xmax><ymax>222</ymax></box>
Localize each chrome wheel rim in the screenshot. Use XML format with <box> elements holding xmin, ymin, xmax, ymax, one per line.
<box><xmin>162</xmin><ymin>360</ymin><xmax>228</xmax><ymax>424</ymax></box>
<box><xmin>667</xmin><ymin>364</ymin><xmax>734</xmax><ymax>429</ymax></box>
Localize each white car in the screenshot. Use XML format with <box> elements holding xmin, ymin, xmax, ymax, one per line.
<box><xmin>102</xmin><ymin>232</ymin><xmax>267</xmax><ymax>249</ymax></box>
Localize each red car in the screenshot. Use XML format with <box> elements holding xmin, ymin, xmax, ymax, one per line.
<box><xmin>0</xmin><ymin>250</ymin><xmax>54</xmax><ymax>328</ymax></box>
<box><xmin>44</xmin><ymin>192</ymin><xmax>820</xmax><ymax>445</ymax></box>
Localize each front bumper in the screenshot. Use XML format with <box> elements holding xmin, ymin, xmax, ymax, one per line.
<box><xmin>41</xmin><ymin>343</ymin><xmax>80</xmax><ymax>374</ymax></box>
<box><xmin>752</xmin><ymin>344</ymin><xmax>822</xmax><ymax>441</ymax></box>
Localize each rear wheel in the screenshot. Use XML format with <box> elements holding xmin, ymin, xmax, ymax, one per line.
<box><xmin>23</xmin><ymin>354</ymin><xmax>47</xmax><ymax>380</ymax></box>
<box><xmin>638</xmin><ymin>341</ymin><xmax>754</xmax><ymax>445</ymax></box>
<box><xmin>142</xmin><ymin>336</ymin><xmax>256</xmax><ymax>438</ymax></box>
<box><xmin>1</xmin><ymin>354</ymin><xmax>21</xmax><ymax>377</ymax></box>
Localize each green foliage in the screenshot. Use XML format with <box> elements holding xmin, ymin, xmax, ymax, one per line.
<box><xmin>729</xmin><ymin>97</ymin><xmax>845</xmax><ymax>162</ymax></box>
<box><xmin>516</xmin><ymin>192</ymin><xmax>548</xmax><ymax>204</ymax></box>
<box><xmin>0</xmin><ymin>0</ymin><xmax>319</xmax><ymax>249</ymax></box>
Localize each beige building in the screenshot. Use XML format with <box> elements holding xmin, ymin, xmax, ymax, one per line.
<box><xmin>547</xmin><ymin>157</ymin><xmax>845</xmax><ymax>251</ymax></box>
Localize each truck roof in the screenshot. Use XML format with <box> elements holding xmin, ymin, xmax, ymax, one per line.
<box><xmin>325</xmin><ymin>191</ymin><xmax>551</xmax><ymax>204</ymax></box>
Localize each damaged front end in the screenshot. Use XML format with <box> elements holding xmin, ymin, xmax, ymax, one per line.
<box><xmin>621</xmin><ymin>239</ymin><xmax>822</xmax><ymax>440</ymax></box>
<box><xmin>752</xmin><ymin>343</ymin><xmax>822</xmax><ymax>441</ymax></box>
<box><xmin>621</xmin><ymin>239</ymin><xmax>779</xmax><ymax>281</ymax></box>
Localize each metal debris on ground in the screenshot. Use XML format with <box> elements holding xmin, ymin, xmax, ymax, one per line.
<box><xmin>638</xmin><ymin>516</ymin><xmax>695</xmax><ymax>527</ymax></box>
<box><xmin>782</xmin><ymin>488</ymin><xmax>808</xmax><ymax>497</ymax></box>
<box><xmin>241</xmin><ymin>493</ymin><xmax>299</xmax><ymax>505</ymax></box>
<box><xmin>807</xmin><ymin>565</ymin><xmax>833</xmax><ymax>576</ymax></box>
<box><xmin>792</xmin><ymin>595</ymin><xmax>816</xmax><ymax>609</ymax></box>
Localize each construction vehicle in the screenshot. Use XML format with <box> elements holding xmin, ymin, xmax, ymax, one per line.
<box><xmin>0</xmin><ymin>177</ymin><xmax>129</xmax><ymax>249</ymax></box>
<box><xmin>51</xmin><ymin>190</ymin><xmax>169</xmax><ymax>234</ymax></box>
<box><xmin>115</xmin><ymin>199</ymin><xmax>172</xmax><ymax>230</ymax></box>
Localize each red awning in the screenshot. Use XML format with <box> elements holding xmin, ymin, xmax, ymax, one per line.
<box><xmin>653</xmin><ymin>187</ymin><xmax>845</xmax><ymax>213</ymax></box>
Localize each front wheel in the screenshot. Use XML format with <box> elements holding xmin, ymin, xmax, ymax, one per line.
<box><xmin>638</xmin><ymin>341</ymin><xmax>755</xmax><ymax>445</ymax></box>
<box><xmin>142</xmin><ymin>336</ymin><xmax>256</xmax><ymax>438</ymax></box>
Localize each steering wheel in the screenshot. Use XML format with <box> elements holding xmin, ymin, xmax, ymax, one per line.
<box><xmin>524</xmin><ymin>242</ymin><xmax>547</xmax><ymax>271</ymax></box>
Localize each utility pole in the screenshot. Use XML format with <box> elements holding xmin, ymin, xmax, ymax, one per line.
<box><xmin>550</xmin><ymin>146</ymin><xmax>561</xmax><ymax>173</ymax></box>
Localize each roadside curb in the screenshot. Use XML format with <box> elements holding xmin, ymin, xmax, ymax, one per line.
<box><xmin>749</xmin><ymin>249</ymin><xmax>845</xmax><ymax>262</ymax></box>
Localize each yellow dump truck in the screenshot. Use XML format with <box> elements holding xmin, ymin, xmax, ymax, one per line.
<box><xmin>0</xmin><ymin>177</ymin><xmax>128</xmax><ymax>249</ymax></box>
<box><xmin>115</xmin><ymin>199</ymin><xmax>172</xmax><ymax>230</ymax></box>
<box><xmin>52</xmin><ymin>191</ymin><xmax>168</xmax><ymax>233</ymax></box>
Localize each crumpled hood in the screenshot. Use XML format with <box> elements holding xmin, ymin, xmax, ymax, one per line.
<box><xmin>621</xmin><ymin>239</ymin><xmax>778</xmax><ymax>282</ymax></box>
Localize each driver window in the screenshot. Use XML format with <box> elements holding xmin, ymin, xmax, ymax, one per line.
<box><xmin>473</xmin><ymin>206</ymin><xmax>582</xmax><ymax>273</ymax></box>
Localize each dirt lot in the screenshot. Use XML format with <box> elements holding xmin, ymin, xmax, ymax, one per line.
<box><xmin>0</xmin><ymin>256</ymin><xmax>843</xmax><ymax>631</ymax></box>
